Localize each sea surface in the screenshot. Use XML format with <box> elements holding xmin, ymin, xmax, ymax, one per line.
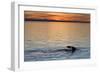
<box><xmin>24</xmin><ymin>21</ymin><xmax>90</xmax><ymax>61</ymax></box>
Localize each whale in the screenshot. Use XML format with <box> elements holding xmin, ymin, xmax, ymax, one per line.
<box><xmin>66</xmin><ymin>46</ymin><xmax>77</xmax><ymax>53</ymax></box>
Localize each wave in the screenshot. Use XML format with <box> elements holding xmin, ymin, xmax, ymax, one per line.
<box><xmin>24</xmin><ymin>47</ymin><xmax>90</xmax><ymax>61</ymax></box>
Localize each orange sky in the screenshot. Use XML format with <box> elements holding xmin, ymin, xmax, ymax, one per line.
<box><xmin>24</xmin><ymin>11</ymin><xmax>90</xmax><ymax>22</ymax></box>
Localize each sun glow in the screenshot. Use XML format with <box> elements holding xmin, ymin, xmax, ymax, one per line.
<box><xmin>48</xmin><ymin>16</ymin><xmax>65</xmax><ymax>21</ymax></box>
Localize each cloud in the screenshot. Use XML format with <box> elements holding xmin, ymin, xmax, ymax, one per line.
<box><xmin>24</xmin><ymin>11</ymin><xmax>90</xmax><ymax>22</ymax></box>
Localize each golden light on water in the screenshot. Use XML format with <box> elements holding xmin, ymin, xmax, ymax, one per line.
<box><xmin>48</xmin><ymin>22</ymin><xmax>67</xmax><ymax>41</ymax></box>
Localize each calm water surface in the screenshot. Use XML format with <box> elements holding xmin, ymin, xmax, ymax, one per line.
<box><xmin>24</xmin><ymin>21</ymin><xmax>90</xmax><ymax>61</ymax></box>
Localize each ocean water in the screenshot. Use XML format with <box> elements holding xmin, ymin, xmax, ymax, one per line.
<box><xmin>24</xmin><ymin>47</ymin><xmax>90</xmax><ymax>61</ymax></box>
<box><xmin>24</xmin><ymin>21</ymin><xmax>90</xmax><ymax>61</ymax></box>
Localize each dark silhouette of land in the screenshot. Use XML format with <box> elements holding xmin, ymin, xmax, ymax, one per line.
<box><xmin>24</xmin><ymin>18</ymin><xmax>90</xmax><ymax>23</ymax></box>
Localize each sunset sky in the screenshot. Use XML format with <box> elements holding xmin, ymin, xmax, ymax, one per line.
<box><xmin>24</xmin><ymin>11</ymin><xmax>90</xmax><ymax>22</ymax></box>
